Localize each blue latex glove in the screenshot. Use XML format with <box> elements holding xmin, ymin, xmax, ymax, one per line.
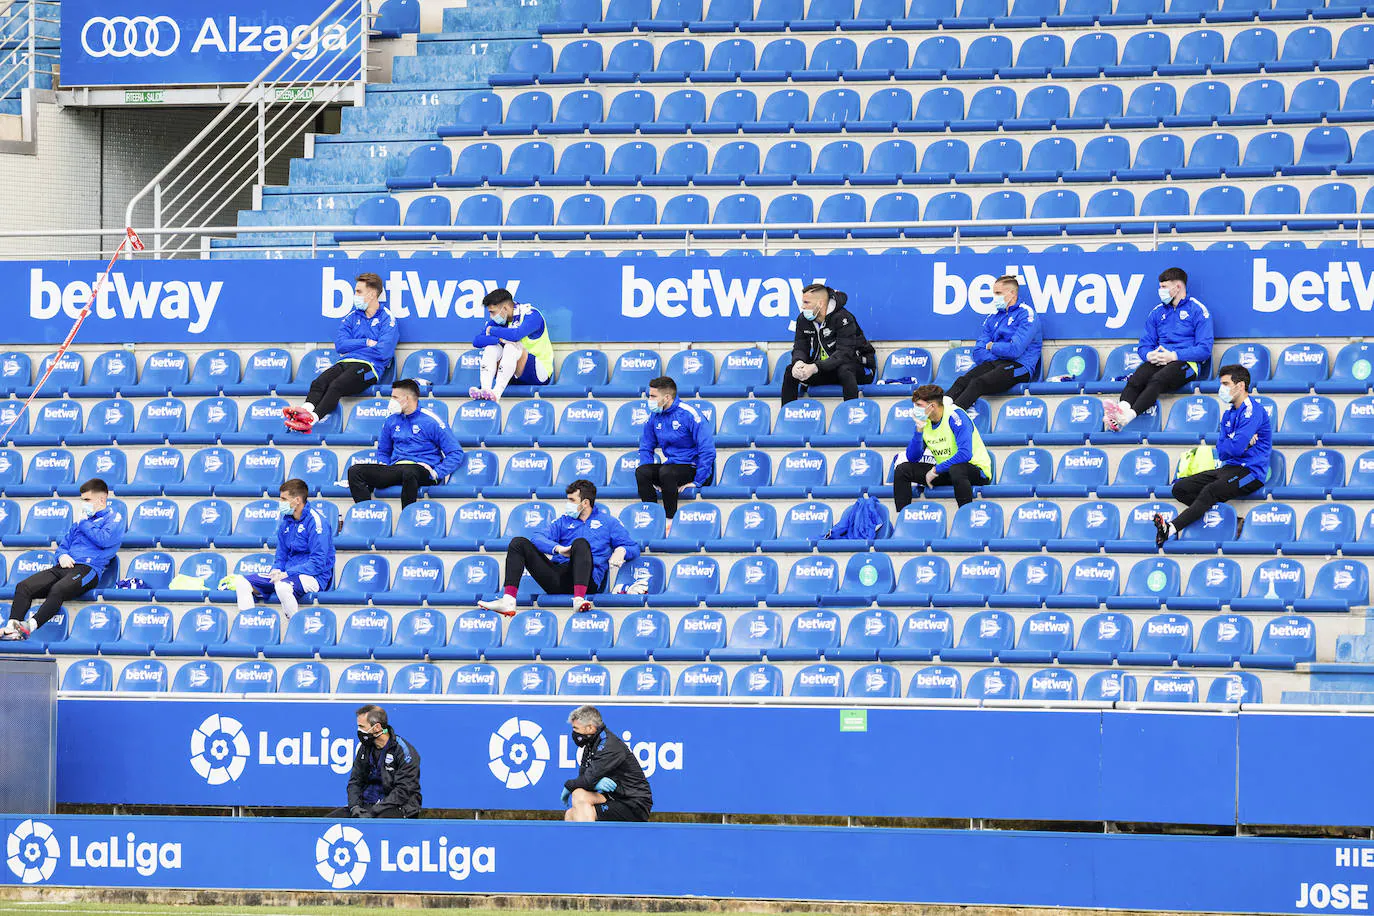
<box><xmin>560</xmin><ymin>786</ymin><xmax>572</xmax><ymax>807</ymax></box>
<box><xmin>595</xmin><ymin>777</ymin><xmax>617</xmax><ymax>794</ymax></box>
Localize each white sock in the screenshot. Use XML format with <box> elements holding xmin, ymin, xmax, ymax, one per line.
<box><xmin>1166</xmin><ymin>521</ymin><xmax>1177</xmax><ymax>538</ymax></box>
<box><xmin>274</xmin><ymin>580</ymin><xmax>300</xmax><ymax>620</ymax></box>
<box><xmin>235</xmin><ymin>578</ymin><xmax>256</xmax><ymax>611</ymax></box>
<box><xmin>479</xmin><ymin>345</ymin><xmax>501</xmax><ymax>392</ymax></box>
<box><xmin>303</xmin><ymin>402</ymin><xmax>315</xmax><ymax>413</ymax></box>
<box><xmin>492</xmin><ymin>343</ymin><xmax>524</xmax><ymax>399</ymax></box>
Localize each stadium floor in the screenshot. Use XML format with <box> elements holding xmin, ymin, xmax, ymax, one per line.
<box><xmin>0</xmin><ymin>904</ymin><xmax>864</xmax><ymax>916</ymax></box>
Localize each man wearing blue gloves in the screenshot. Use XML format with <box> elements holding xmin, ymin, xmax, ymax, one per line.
<box><xmin>635</xmin><ymin>375</ymin><xmax>716</xmax><ymax>530</ymax></box>
<box><xmin>945</xmin><ymin>275</ymin><xmax>1043</xmax><ymax>411</ymax></box>
<box><xmin>562</xmin><ymin>705</ymin><xmax>652</xmax><ymax>823</ymax></box>
<box><xmin>1154</xmin><ymin>364</ymin><xmax>1271</xmax><ymax>548</ymax></box>
<box><xmin>479</xmin><ymin>480</ymin><xmax>640</xmax><ymax>616</ymax></box>
<box><xmin>285</xmin><ymin>272</ymin><xmax>399</xmax><ymax>434</ymax></box>
<box><xmin>1</xmin><ymin>478</ymin><xmax>125</xmax><ymax>641</ymax></box>
<box><xmin>234</xmin><ymin>478</ymin><xmax>335</xmax><ymax>622</ymax></box>
<box><xmin>1104</xmin><ymin>266</ymin><xmax>1215</xmax><ymax>432</ymax></box>
<box><xmin>347</xmin><ymin>379</ymin><xmax>465</xmax><ymax>509</ymax></box>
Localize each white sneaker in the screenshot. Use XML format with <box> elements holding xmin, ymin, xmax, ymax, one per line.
<box><xmin>612</xmin><ymin>581</ymin><xmax>649</xmax><ymax>596</ymax></box>
<box><xmin>477</xmin><ymin>594</ymin><xmax>518</xmax><ymax>617</ymax></box>
<box><xmin>0</xmin><ymin>620</ymin><xmax>14</xmax><ymax>637</ymax></box>
<box><xmin>0</xmin><ymin>620</ymin><xmax>30</xmax><ymax>641</ymax></box>
<box><xmin>1116</xmin><ymin>405</ymin><xmax>1137</xmax><ymax>428</ymax></box>
<box><xmin>476</xmin><ymin>388</ymin><xmax>499</xmax><ymax>402</ymax></box>
<box><xmin>1102</xmin><ymin>399</ymin><xmax>1122</xmax><ymax>432</ymax></box>
<box><xmin>573</xmin><ymin>596</ymin><xmax>593</xmax><ymax>613</ymax></box>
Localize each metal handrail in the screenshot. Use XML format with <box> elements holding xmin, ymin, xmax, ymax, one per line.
<box><xmin>123</xmin><ymin>0</ymin><xmax>368</xmax><ymax>248</ymax></box>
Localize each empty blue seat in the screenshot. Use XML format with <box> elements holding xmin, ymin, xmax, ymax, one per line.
<box><xmin>731</xmin><ymin>663</ymin><xmax>783</xmax><ymax>697</ymax></box>
<box><xmin>966</xmin><ymin>666</ymin><xmax>1019</xmax><ymax>700</ymax></box>
<box><xmin>1143</xmin><ymin>674</ymin><xmax>1198</xmax><ymax>702</ymax></box>
<box><xmin>1120</xmin><ymin>613</ymin><xmax>1194</xmax><ymax>664</ymax></box>
<box><xmin>1023</xmin><ymin>667</ymin><xmax>1078</xmax><ymax>701</ymax></box>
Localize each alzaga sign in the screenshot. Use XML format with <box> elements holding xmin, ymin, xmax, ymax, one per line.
<box><xmin>11</xmin><ymin>251</ymin><xmax>1374</xmax><ymax>345</ymax></box>
<box><xmin>60</xmin><ymin>0</ymin><xmax>360</xmax><ymax>87</ymax></box>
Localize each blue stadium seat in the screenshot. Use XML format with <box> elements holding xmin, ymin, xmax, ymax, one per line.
<box><xmin>558</xmin><ymin>663</ymin><xmax>612</xmax><ymax>696</ymax></box>
<box><xmin>1143</xmin><ymin>674</ymin><xmax>1198</xmax><ymax>702</ymax></box>
<box><xmin>730</xmin><ymin>663</ymin><xmax>783</xmax><ymax>697</ymax></box>
<box><xmin>1112</xmin><ymin>557</ymin><xmax>1181</xmax><ymax>609</ymax></box>
<box><xmin>1179</xmin><ymin>614</ymin><xmax>1255</xmax><ymax>666</ymax></box>
<box><xmin>709</xmin><ymin>556</ymin><xmax>778</xmax><ymax>607</ymax></box>
<box><xmin>1119</xmin><ymin>613</ymin><xmax>1194</xmax><ymax>664</ymax></box>
<box><xmin>1285</xmin><ymin>504</ymin><xmax>1357</xmax><ymax>555</ymax></box>
<box><xmin>63</xmin><ymin>659</ymin><xmax>113</xmax><ymax>692</ymax></box>
<box><xmin>1022</xmin><ymin>667</ymin><xmax>1077</xmax><ymax>701</ymax></box>
<box><xmin>1083</xmin><ymin>670</ymin><xmax>1137</xmax><ymax>701</ymax></box>
<box><xmin>966</xmin><ymin>666</ymin><xmax>1019</xmax><ymax>700</ymax></box>
<box><xmin>172</xmin><ymin>660</ymin><xmax>223</xmax><ymax>693</ymax></box>
<box><xmin>1269</xmin><ymin>344</ymin><xmax>1331</xmax><ymax>392</ymax></box>
<box><xmin>847</xmin><ymin>663</ymin><xmax>901</xmax><ymax>698</ymax></box>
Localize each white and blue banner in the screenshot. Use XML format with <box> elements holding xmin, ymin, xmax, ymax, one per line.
<box><xmin>59</xmin><ymin>0</ymin><xmax>361</xmax><ymax>87</ymax></box>
<box><xmin>53</xmin><ymin>699</ymin><xmax>1374</xmax><ymax>828</ymax></box>
<box><xmin>11</xmin><ymin>250</ymin><xmax>1374</xmax><ymax>344</ymax></box>
<box><xmin>3</xmin><ymin>812</ymin><xmax>1374</xmax><ymax>912</ymax></box>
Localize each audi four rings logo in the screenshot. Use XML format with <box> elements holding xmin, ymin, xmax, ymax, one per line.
<box><xmin>81</xmin><ymin>16</ymin><xmax>182</xmax><ymax>58</ymax></box>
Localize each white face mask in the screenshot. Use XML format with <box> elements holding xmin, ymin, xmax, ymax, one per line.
<box><xmin>914</xmin><ymin>409</ymin><xmax>930</xmax><ymax>431</ymax></box>
<box><xmin>388</xmin><ymin>399</ymin><xmax>404</xmax><ymax>415</ymax></box>
<box><xmin>280</xmin><ymin>500</ymin><xmax>293</xmax><ymax>515</ymax></box>
<box><xmin>996</xmin><ymin>294</ymin><xmax>1014</xmax><ymax>311</ymax></box>
<box><xmin>1217</xmin><ymin>384</ymin><xmax>1233</xmax><ymax>407</ymax></box>
<box><xmin>1157</xmin><ymin>285</ymin><xmax>1173</xmax><ymax>304</ymax></box>
<box><xmin>80</xmin><ymin>502</ymin><xmax>94</xmax><ymax>518</ymax></box>
<box><xmin>564</xmin><ymin>501</ymin><xmax>582</xmax><ymax>518</ymax></box>
<box><xmin>352</xmin><ymin>294</ymin><xmax>367</xmax><ymax>311</ymax></box>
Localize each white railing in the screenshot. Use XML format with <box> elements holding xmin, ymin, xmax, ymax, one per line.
<box><xmin>1</xmin><ymin>211</ymin><xmax>1366</xmax><ymax>259</ymax></box>
<box><xmin>123</xmin><ymin>0</ymin><xmax>370</xmax><ymax>259</ymax></box>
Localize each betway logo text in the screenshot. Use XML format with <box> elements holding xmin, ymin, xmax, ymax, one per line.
<box><xmin>29</xmin><ymin>270</ymin><xmax>222</xmax><ymax>334</ymax></box>
<box><xmin>621</xmin><ymin>266</ymin><xmax>811</xmax><ymax>319</ymax></box>
<box><xmin>934</xmin><ymin>263</ymin><xmax>1144</xmax><ymax>330</ymax></box>
<box><xmin>1255</xmin><ymin>258</ymin><xmax>1374</xmax><ymax>313</ymax></box>
<box><xmin>320</xmin><ymin>269</ymin><xmax>520</xmax><ymax>319</ymax></box>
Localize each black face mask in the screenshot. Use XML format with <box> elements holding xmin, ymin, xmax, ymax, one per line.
<box><xmin>358</xmin><ymin>729</ymin><xmax>378</xmax><ymax>746</ymax></box>
<box><xmin>572</xmin><ymin>729</ymin><xmax>599</xmax><ymax>747</ymax></box>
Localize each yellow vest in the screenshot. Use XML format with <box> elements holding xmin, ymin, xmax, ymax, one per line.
<box><xmin>922</xmin><ymin>398</ymin><xmax>992</xmax><ymax>477</ymax></box>
<box><xmin>517</xmin><ymin>304</ymin><xmax>554</xmax><ymax>369</ymax></box>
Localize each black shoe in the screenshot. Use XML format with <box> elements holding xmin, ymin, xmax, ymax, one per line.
<box><xmin>1152</xmin><ymin>512</ymin><xmax>1169</xmax><ymax>549</ymax></box>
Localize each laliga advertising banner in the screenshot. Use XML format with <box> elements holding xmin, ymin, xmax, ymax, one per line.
<box><xmin>59</xmin><ymin>0</ymin><xmax>361</xmax><ymax>87</ymax></box>
<box><xmin>10</xmin><ymin>249</ymin><xmax>1374</xmax><ymax>345</ymax></box>
<box><xmin>5</xmin><ymin>813</ymin><xmax>1374</xmax><ymax>912</ymax></box>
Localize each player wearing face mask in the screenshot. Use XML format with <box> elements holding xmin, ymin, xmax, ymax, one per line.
<box><xmin>1</xmin><ymin>478</ymin><xmax>125</xmax><ymax>641</ymax></box>
<box><xmin>561</xmin><ymin>705</ymin><xmax>652</xmax><ymax>824</ymax></box>
<box><xmin>346</xmin><ymin>378</ymin><xmax>465</xmax><ymax>509</ymax></box>
<box><xmin>468</xmin><ymin>287</ymin><xmax>554</xmax><ymax>402</ymax></box>
<box><xmin>479</xmin><ymin>479</ymin><xmax>641</xmax><ymax>616</ymax></box>
<box><xmin>635</xmin><ymin>375</ymin><xmax>716</xmax><ymax>529</ymax></box>
<box><xmin>945</xmin><ymin>274</ymin><xmax>1043</xmax><ymax>413</ymax></box>
<box><xmin>1153</xmin><ymin>363</ymin><xmax>1272</xmax><ymax>547</ymax></box>
<box><xmin>781</xmin><ymin>283</ymin><xmax>876</xmax><ymax>405</ymax></box>
<box><xmin>284</xmin><ymin>273</ymin><xmax>399</xmax><ymax>433</ymax></box>
<box><xmin>891</xmin><ymin>384</ymin><xmax>993</xmax><ymax>511</ymax></box>
<box><xmin>1103</xmin><ymin>266</ymin><xmax>1215</xmax><ymax>432</ymax></box>
<box><xmin>328</xmin><ymin>705</ymin><xmax>422</xmax><ymax>820</ymax></box>
<box><xmin>232</xmin><ymin>478</ymin><xmax>334</xmax><ymax>622</ymax></box>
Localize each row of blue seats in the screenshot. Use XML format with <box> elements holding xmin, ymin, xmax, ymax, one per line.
<box><xmin>9</xmin><ymin>337</ymin><xmax>1364</xmax><ymax>403</ymax></box>
<box><xmin>345</xmin><ymin>180</ymin><xmax>1374</xmax><ymax>242</ymax></box>
<box><xmin>5</xmin><ymin>532</ymin><xmax>1360</xmax><ymax>610</ymax></box>
<box><xmin>20</xmin><ymin>601</ymin><xmax>1320</xmax><ymax>666</ymax></box>
<box><xmin>389</xmin><ymin>130</ymin><xmax>1374</xmax><ymax>195</ymax></box>
<box><xmin>541</xmin><ymin>0</ymin><xmax>1369</xmax><ymax>34</ymax></box>
<box><xmin>494</xmin><ymin>28</ymin><xmax>1374</xmax><ymax>86</ymax></box>
<box><xmin>3</xmin><ymin>430</ymin><xmax>1370</xmax><ymax>503</ymax></box>
<box><xmin>54</xmin><ymin>655</ymin><xmax>1271</xmax><ymax>702</ymax></box>
<box><xmin>419</xmin><ymin>78</ymin><xmax>1374</xmax><ymax>138</ymax></box>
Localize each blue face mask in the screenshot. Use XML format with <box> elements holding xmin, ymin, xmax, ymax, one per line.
<box><xmin>489</xmin><ymin>312</ymin><xmax>508</xmax><ymax>326</ymax></box>
<box><xmin>352</xmin><ymin>295</ymin><xmax>367</xmax><ymax>311</ymax></box>
<box><xmin>563</xmin><ymin>502</ymin><xmax>581</xmax><ymax>518</ymax></box>
<box><xmin>647</xmin><ymin>400</ymin><xmax>665</xmax><ymax>414</ymax></box>
<box><xmin>995</xmin><ymin>297</ymin><xmax>1012</xmax><ymax>312</ymax></box>
<box><xmin>800</xmin><ymin>308</ymin><xmax>817</xmax><ymax>322</ymax></box>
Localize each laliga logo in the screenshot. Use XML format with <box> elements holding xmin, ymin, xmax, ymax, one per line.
<box><xmin>81</xmin><ymin>16</ymin><xmax>180</xmax><ymax>58</ymax></box>
<box><xmin>190</xmin><ymin>714</ymin><xmax>250</xmax><ymax>785</ymax></box>
<box><xmin>488</xmin><ymin>717</ymin><xmax>550</xmax><ymax>789</ymax></box>
<box><xmin>7</xmin><ymin>819</ymin><xmax>59</xmax><ymax>884</ymax></box>
<box><xmin>316</xmin><ymin>823</ymin><xmax>370</xmax><ymax>889</ymax></box>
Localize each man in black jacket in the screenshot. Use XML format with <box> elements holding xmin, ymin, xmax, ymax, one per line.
<box><xmin>562</xmin><ymin>705</ymin><xmax>652</xmax><ymax>823</ymax></box>
<box><xmin>328</xmin><ymin>705</ymin><xmax>422</xmax><ymax>819</ymax></box>
<box><xmin>781</xmin><ymin>283</ymin><xmax>877</xmax><ymax>405</ymax></box>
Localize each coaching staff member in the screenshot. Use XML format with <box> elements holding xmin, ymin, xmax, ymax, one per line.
<box><xmin>328</xmin><ymin>705</ymin><xmax>422</xmax><ymax>819</ymax></box>
<box><xmin>562</xmin><ymin>705</ymin><xmax>652</xmax><ymax>823</ymax></box>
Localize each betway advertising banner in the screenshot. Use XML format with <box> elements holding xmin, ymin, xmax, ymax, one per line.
<box><xmin>4</xmin><ymin>814</ymin><xmax>1374</xmax><ymax>912</ymax></box>
<box><xmin>13</xmin><ymin>251</ymin><xmax>1374</xmax><ymax>345</ymax></box>
<box><xmin>59</xmin><ymin>0</ymin><xmax>360</xmax><ymax>87</ymax></box>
